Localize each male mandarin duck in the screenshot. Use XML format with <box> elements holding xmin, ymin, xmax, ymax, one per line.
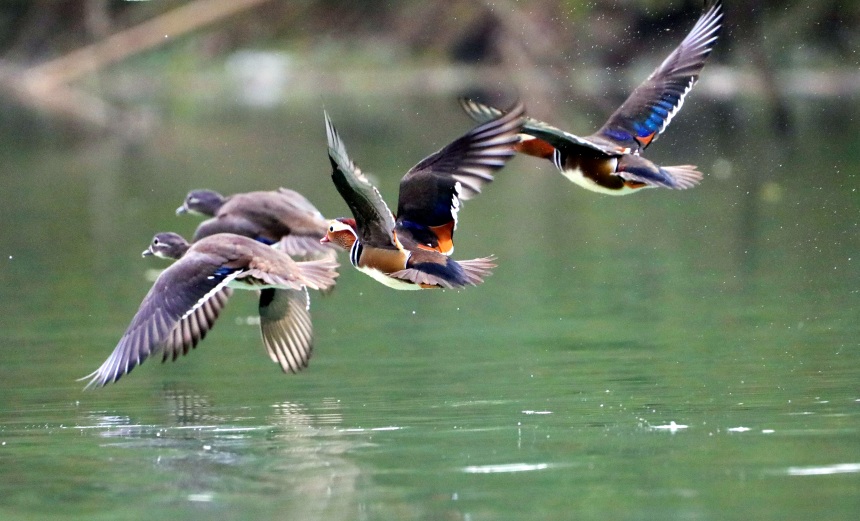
<box><xmin>80</xmin><ymin>232</ymin><xmax>339</xmax><ymax>389</ymax></box>
<box><xmin>176</xmin><ymin>188</ymin><xmax>334</xmax><ymax>258</ymax></box>
<box><xmin>321</xmin><ymin>101</ymin><xmax>525</xmax><ymax>290</ymax></box>
<box><xmin>460</xmin><ymin>0</ymin><xmax>723</xmax><ymax>195</ymax></box>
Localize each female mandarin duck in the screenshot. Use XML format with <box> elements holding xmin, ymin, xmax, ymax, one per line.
<box><xmin>80</xmin><ymin>232</ymin><xmax>338</xmax><ymax>389</ymax></box>
<box><xmin>461</xmin><ymin>0</ymin><xmax>723</xmax><ymax>195</ymax></box>
<box><xmin>321</xmin><ymin>101</ymin><xmax>525</xmax><ymax>290</ymax></box>
<box><xmin>176</xmin><ymin>188</ymin><xmax>334</xmax><ymax>258</ymax></box>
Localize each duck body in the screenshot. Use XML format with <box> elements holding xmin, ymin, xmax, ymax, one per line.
<box><xmin>177</xmin><ymin>188</ymin><xmax>333</xmax><ymax>258</ymax></box>
<box><xmin>323</xmin><ymin>218</ymin><xmax>496</xmax><ymax>290</ymax></box>
<box><xmin>320</xmin><ymin>101</ymin><xmax>523</xmax><ymax>290</ymax></box>
<box><xmin>81</xmin><ymin>232</ymin><xmax>338</xmax><ymax>389</ymax></box>
<box><xmin>460</xmin><ymin>0</ymin><xmax>723</xmax><ymax>195</ymax></box>
<box><xmin>535</xmin><ymin>136</ymin><xmax>699</xmax><ymax>195</ymax></box>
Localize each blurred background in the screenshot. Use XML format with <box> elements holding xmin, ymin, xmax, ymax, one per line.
<box><xmin>0</xmin><ymin>2</ymin><xmax>858</xmax><ymax>520</ymax></box>
<box><xmin>0</xmin><ymin>0</ymin><xmax>857</xmax><ymax>138</ymax></box>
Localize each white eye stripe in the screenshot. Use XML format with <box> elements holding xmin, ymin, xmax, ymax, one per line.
<box><xmin>327</xmin><ymin>220</ymin><xmax>353</xmax><ymax>233</ymax></box>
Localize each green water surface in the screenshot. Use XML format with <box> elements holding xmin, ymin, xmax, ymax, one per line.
<box><xmin>0</xmin><ymin>95</ymin><xmax>857</xmax><ymax>520</ymax></box>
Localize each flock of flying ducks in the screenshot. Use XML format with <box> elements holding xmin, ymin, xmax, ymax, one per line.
<box><xmin>81</xmin><ymin>1</ymin><xmax>723</xmax><ymax>389</ymax></box>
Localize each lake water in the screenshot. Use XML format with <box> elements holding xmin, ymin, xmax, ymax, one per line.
<box><xmin>0</xmin><ymin>93</ymin><xmax>858</xmax><ymax>520</ymax></box>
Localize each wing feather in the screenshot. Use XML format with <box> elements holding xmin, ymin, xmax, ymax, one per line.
<box><xmin>595</xmin><ymin>1</ymin><xmax>723</xmax><ymax>151</ymax></box>
<box><xmin>79</xmin><ymin>257</ymin><xmax>240</xmax><ymax>389</ymax></box>
<box><xmin>258</xmin><ymin>288</ymin><xmax>314</xmax><ymax>374</ymax></box>
<box><xmin>325</xmin><ymin>112</ymin><xmax>398</xmax><ymax>248</ymax></box>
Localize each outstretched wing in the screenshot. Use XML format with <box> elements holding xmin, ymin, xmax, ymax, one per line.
<box><xmin>258</xmin><ymin>288</ymin><xmax>314</xmax><ymax>374</ymax></box>
<box><xmin>395</xmin><ymin>100</ymin><xmax>524</xmax><ymax>253</ymax></box>
<box><xmin>458</xmin><ymin>97</ymin><xmax>623</xmax><ymax>157</ymax></box>
<box><xmin>325</xmin><ymin>112</ymin><xmax>398</xmax><ymax>249</ymax></box>
<box><xmin>79</xmin><ymin>257</ymin><xmax>241</xmax><ymax>389</ymax></box>
<box><xmin>161</xmin><ymin>287</ymin><xmax>233</xmax><ymax>361</ymax></box>
<box><xmin>595</xmin><ymin>0</ymin><xmax>723</xmax><ymax>152</ymax></box>
<box><xmin>401</xmin><ymin>100</ymin><xmax>524</xmax><ymax>201</ymax></box>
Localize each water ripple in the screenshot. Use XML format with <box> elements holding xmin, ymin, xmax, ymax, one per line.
<box><xmin>785</xmin><ymin>463</ymin><xmax>860</xmax><ymax>476</ymax></box>
<box><xmin>462</xmin><ymin>463</ymin><xmax>551</xmax><ymax>474</ymax></box>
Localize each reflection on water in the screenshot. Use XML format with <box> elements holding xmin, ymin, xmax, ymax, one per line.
<box><xmin>65</xmin><ymin>387</ymin><xmax>367</xmax><ymax>521</ymax></box>
<box><xmin>0</xmin><ymin>94</ymin><xmax>858</xmax><ymax>520</ymax></box>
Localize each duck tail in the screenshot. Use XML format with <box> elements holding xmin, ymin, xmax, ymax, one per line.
<box><xmin>456</xmin><ymin>255</ymin><xmax>497</xmax><ymax>286</ymax></box>
<box><xmin>662</xmin><ymin>165</ymin><xmax>704</xmax><ymax>189</ymax></box>
<box><xmin>296</xmin><ymin>256</ymin><xmax>340</xmax><ymax>291</ymax></box>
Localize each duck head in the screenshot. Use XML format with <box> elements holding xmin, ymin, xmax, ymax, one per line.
<box><xmin>320</xmin><ymin>218</ymin><xmax>358</xmax><ymax>251</ymax></box>
<box><xmin>176</xmin><ymin>189</ymin><xmax>225</xmax><ymax>216</ymax></box>
<box><xmin>143</xmin><ymin>232</ymin><xmax>191</xmax><ymax>259</ymax></box>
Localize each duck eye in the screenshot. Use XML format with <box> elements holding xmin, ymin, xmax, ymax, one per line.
<box><xmin>329</xmin><ymin>226</ymin><xmax>334</xmax><ymax>232</ymax></box>
<box><xmin>153</xmin><ymin>238</ymin><xmax>160</xmax><ymax>245</ymax></box>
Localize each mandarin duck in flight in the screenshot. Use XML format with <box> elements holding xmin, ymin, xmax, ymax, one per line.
<box><xmin>176</xmin><ymin>188</ymin><xmax>334</xmax><ymax>258</ymax></box>
<box><xmin>321</xmin><ymin>101</ymin><xmax>525</xmax><ymax>290</ymax></box>
<box><xmin>80</xmin><ymin>232</ymin><xmax>339</xmax><ymax>389</ymax></box>
<box><xmin>461</xmin><ymin>0</ymin><xmax>723</xmax><ymax>195</ymax></box>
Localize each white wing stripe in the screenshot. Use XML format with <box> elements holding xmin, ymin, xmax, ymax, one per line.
<box><xmin>181</xmin><ymin>270</ymin><xmax>242</xmax><ymax>321</ymax></box>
